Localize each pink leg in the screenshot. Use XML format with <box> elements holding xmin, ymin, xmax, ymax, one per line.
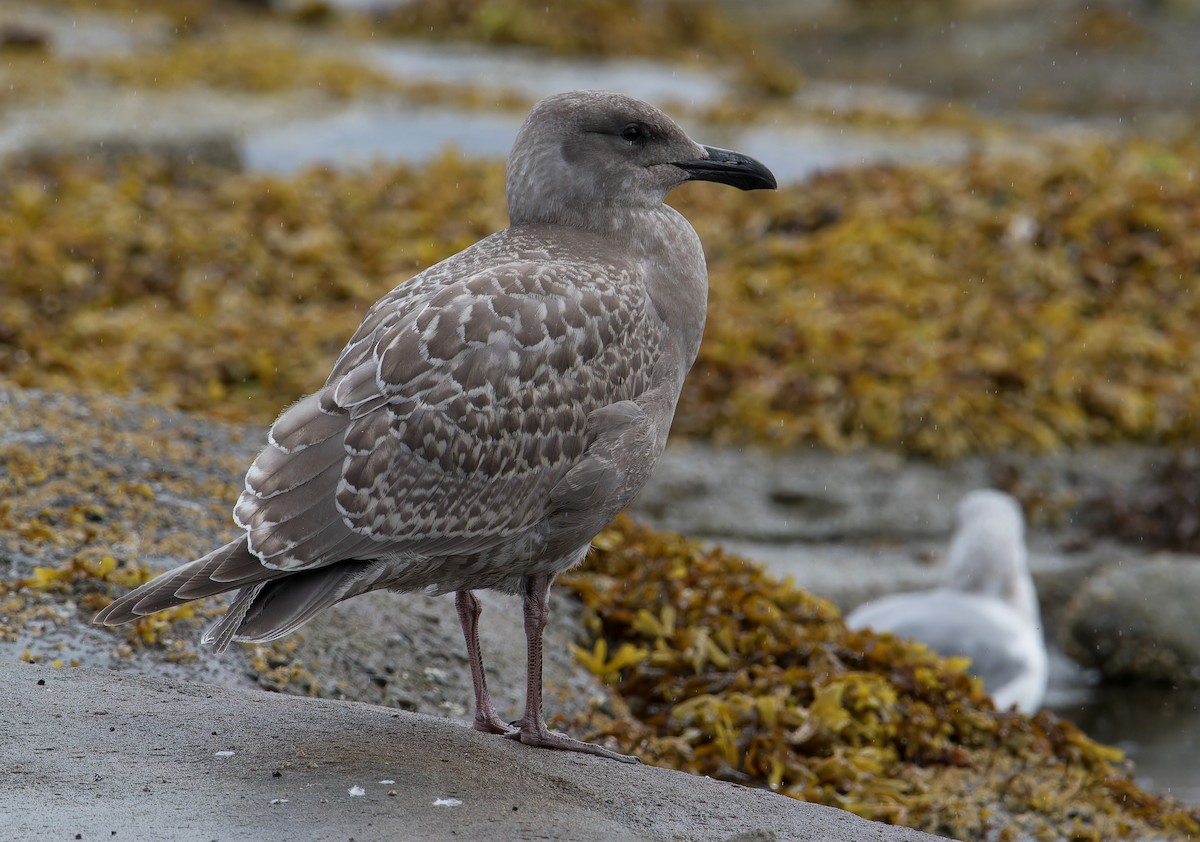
<box><xmin>455</xmin><ymin>590</ymin><xmax>515</xmax><ymax>735</ymax></box>
<box><xmin>505</xmin><ymin>573</ymin><xmax>638</xmax><ymax>763</ymax></box>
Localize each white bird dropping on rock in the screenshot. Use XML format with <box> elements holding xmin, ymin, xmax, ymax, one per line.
<box><xmin>847</xmin><ymin>490</ymin><xmax>1049</xmax><ymax>713</ymax></box>
<box><xmin>93</xmin><ymin>90</ymin><xmax>777</xmax><ymax>762</ymax></box>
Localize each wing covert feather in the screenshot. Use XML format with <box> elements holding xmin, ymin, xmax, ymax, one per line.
<box><xmin>236</xmin><ymin>233</ymin><xmax>664</xmax><ymax>571</ymax></box>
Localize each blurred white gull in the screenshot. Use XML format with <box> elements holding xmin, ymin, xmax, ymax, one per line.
<box><xmin>846</xmin><ymin>489</ymin><xmax>1048</xmax><ymax>713</ymax></box>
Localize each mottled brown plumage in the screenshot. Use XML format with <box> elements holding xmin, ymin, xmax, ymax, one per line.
<box><xmin>95</xmin><ymin>90</ymin><xmax>776</xmax><ymax>761</ymax></box>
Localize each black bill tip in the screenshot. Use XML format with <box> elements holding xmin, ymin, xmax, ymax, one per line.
<box><xmin>674</xmin><ymin>145</ymin><xmax>777</xmax><ymax>191</ymax></box>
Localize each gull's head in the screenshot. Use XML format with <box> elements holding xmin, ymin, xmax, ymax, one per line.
<box><xmin>946</xmin><ymin>489</ymin><xmax>1038</xmax><ymax>620</ymax></box>
<box><xmin>506</xmin><ymin>90</ymin><xmax>776</xmax><ymax>229</ymax></box>
<box><xmin>954</xmin><ymin>489</ymin><xmax>1025</xmax><ymax>539</ymax></box>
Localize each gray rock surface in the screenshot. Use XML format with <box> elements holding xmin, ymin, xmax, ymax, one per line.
<box><xmin>1061</xmin><ymin>555</ymin><xmax>1200</xmax><ymax>686</ymax></box>
<box><xmin>3</xmin><ymin>660</ymin><xmax>946</xmax><ymax>842</ymax></box>
<box><xmin>288</xmin><ymin>587</ymin><xmax>609</xmax><ymax>726</ymax></box>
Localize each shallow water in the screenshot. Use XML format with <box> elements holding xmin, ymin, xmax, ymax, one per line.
<box><xmin>244</xmin><ymin>39</ymin><xmax>741</xmax><ymax>172</ymax></box>
<box><xmin>240</xmin><ymin>95</ymin><xmax>979</xmax><ymax>182</ymax></box>
<box><xmin>243</xmin><ymin>105</ymin><xmax>523</xmax><ymax>172</ymax></box>
<box><xmin>242</xmin><ymin>100</ymin><xmax>971</xmax><ymax>181</ymax></box>
<box><xmin>244</xmin><ymin>38</ymin><xmax>976</xmax><ymax>179</ymax></box>
<box><xmin>1052</xmin><ymin>686</ymin><xmax>1200</xmax><ymax>807</ymax></box>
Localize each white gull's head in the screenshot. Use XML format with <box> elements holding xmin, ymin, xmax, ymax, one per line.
<box><xmin>944</xmin><ymin>489</ymin><xmax>1037</xmax><ymax>623</ymax></box>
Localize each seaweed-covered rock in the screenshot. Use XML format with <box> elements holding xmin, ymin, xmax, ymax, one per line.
<box><xmin>1061</xmin><ymin>555</ymin><xmax>1200</xmax><ymax>686</ymax></box>
<box><xmin>560</xmin><ymin>520</ymin><xmax>1200</xmax><ymax>842</ymax></box>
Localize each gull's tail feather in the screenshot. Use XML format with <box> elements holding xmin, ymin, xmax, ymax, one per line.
<box><xmin>95</xmin><ymin>536</ymin><xmax>377</xmax><ymax>654</ymax></box>
<box><xmin>203</xmin><ymin>562</ymin><xmax>373</xmax><ymax>649</ymax></box>
<box><xmin>92</xmin><ymin>537</ymin><xmax>283</xmax><ymax>626</ymax></box>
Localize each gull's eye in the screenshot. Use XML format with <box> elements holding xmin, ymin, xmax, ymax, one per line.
<box><xmin>620</xmin><ymin>124</ymin><xmax>648</xmax><ymax>145</ymax></box>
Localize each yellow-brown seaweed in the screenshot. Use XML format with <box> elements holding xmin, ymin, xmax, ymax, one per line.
<box><xmin>5</xmin><ymin>139</ymin><xmax>1200</xmax><ymax>458</ymax></box>
<box><xmin>559</xmin><ymin>517</ymin><xmax>1200</xmax><ymax>840</ymax></box>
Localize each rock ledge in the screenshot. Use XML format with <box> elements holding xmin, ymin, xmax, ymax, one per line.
<box><xmin>4</xmin><ymin>661</ymin><xmax>944</xmax><ymax>842</ymax></box>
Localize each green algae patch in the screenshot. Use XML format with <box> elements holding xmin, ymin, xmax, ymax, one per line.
<box><xmin>6</xmin><ymin>137</ymin><xmax>1200</xmax><ymax>458</ymax></box>
<box><xmin>559</xmin><ymin>516</ymin><xmax>1200</xmax><ymax>841</ymax></box>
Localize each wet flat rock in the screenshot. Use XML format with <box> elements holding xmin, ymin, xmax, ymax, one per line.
<box><xmin>4</xmin><ymin>661</ymin><xmax>947</xmax><ymax>842</ymax></box>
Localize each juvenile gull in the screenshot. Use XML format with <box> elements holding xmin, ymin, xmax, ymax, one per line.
<box><xmin>846</xmin><ymin>490</ymin><xmax>1049</xmax><ymax>713</ymax></box>
<box><xmin>94</xmin><ymin>90</ymin><xmax>776</xmax><ymax>761</ymax></box>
